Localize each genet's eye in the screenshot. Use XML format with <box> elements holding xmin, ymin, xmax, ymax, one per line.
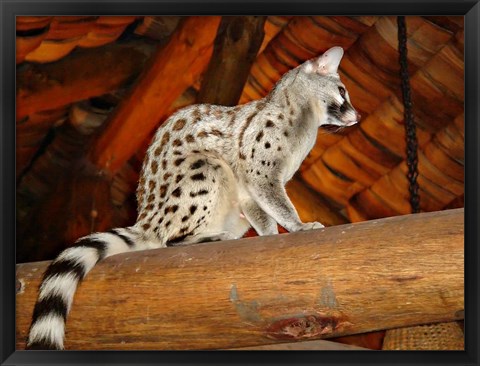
<box><xmin>338</xmin><ymin>86</ymin><xmax>346</xmax><ymax>98</ymax></box>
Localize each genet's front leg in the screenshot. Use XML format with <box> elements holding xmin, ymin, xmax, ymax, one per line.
<box><xmin>240</xmin><ymin>197</ymin><xmax>279</xmax><ymax>236</ymax></box>
<box><xmin>242</xmin><ymin>164</ymin><xmax>324</xmax><ymax>233</ymax></box>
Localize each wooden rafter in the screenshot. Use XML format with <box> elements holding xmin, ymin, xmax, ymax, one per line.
<box><xmin>89</xmin><ymin>16</ymin><xmax>221</xmax><ymax>174</ymax></box>
<box><xmin>197</xmin><ymin>16</ymin><xmax>267</xmax><ymax>105</ymax></box>
<box><xmin>16</xmin><ymin>41</ymin><xmax>155</xmax><ymax>120</ymax></box>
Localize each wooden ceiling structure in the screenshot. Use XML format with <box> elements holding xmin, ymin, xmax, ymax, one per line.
<box><xmin>16</xmin><ymin>16</ymin><xmax>464</xmax><ymax>264</ymax></box>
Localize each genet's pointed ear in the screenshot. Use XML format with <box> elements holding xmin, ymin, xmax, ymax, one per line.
<box><xmin>302</xmin><ymin>46</ymin><xmax>344</xmax><ymax>75</ymax></box>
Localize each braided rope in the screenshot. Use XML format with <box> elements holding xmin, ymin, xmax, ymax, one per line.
<box><xmin>397</xmin><ymin>16</ymin><xmax>420</xmax><ymax>213</ymax></box>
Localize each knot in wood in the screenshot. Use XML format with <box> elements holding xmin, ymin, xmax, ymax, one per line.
<box><xmin>266</xmin><ymin>314</ymin><xmax>342</xmax><ymax>340</ymax></box>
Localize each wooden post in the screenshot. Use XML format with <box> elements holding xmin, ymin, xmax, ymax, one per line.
<box><xmin>16</xmin><ymin>208</ymin><xmax>464</xmax><ymax>350</ymax></box>
<box><xmin>197</xmin><ymin>16</ymin><xmax>267</xmax><ymax>105</ymax></box>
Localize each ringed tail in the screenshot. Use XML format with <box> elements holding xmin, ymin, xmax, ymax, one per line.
<box><xmin>26</xmin><ymin>227</ymin><xmax>143</xmax><ymax>350</ymax></box>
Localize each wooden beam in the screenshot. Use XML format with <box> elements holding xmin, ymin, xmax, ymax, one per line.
<box><xmin>197</xmin><ymin>16</ymin><xmax>266</xmax><ymax>105</ymax></box>
<box><xmin>16</xmin><ymin>41</ymin><xmax>154</xmax><ymax>120</ymax></box>
<box><xmin>16</xmin><ymin>208</ymin><xmax>464</xmax><ymax>350</ymax></box>
<box><xmin>89</xmin><ymin>16</ymin><xmax>221</xmax><ymax>174</ymax></box>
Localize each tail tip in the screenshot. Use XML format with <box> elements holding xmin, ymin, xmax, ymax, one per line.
<box><xmin>26</xmin><ymin>339</ymin><xmax>63</xmax><ymax>350</ymax></box>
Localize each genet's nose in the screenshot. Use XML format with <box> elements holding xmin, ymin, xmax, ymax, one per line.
<box><xmin>356</xmin><ymin>112</ymin><xmax>362</xmax><ymax>121</ymax></box>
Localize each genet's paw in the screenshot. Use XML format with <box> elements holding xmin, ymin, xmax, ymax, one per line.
<box><xmin>299</xmin><ymin>221</ymin><xmax>325</xmax><ymax>231</ymax></box>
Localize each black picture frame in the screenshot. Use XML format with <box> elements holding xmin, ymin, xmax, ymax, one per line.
<box><xmin>1</xmin><ymin>1</ymin><xmax>479</xmax><ymax>365</ymax></box>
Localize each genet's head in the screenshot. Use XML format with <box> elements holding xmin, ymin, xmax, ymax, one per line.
<box><xmin>300</xmin><ymin>47</ymin><xmax>361</xmax><ymax>128</ymax></box>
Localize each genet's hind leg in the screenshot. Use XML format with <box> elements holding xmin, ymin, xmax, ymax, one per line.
<box><xmin>186</xmin><ymin>157</ymin><xmax>251</xmax><ymax>242</ymax></box>
<box><xmin>166</xmin><ymin>155</ymin><xmax>250</xmax><ymax>246</ymax></box>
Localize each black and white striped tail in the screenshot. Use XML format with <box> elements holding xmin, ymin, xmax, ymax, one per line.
<box><xmin>26</xmin><ymin>227</ymin><xmax>140</xmax><ymax>350</ymax></box>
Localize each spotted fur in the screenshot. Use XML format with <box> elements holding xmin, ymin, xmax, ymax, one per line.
<box><xmin>26</xmin><ymin>46</ymin><xmax>360</xmax><ymax>350</ymax></box>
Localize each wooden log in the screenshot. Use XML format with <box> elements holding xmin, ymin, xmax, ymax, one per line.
<box><xmin>89</xmin><ymin>16</ymin><xmax>221</xmax><ymax>174</ymax></box>
<box><xmin>197</xmin><ymin>16</ymin><xmax>267</xmax><ymax>105</ymax></box>
<box><xmin>16</xmin><ymin>40</ymin><xmax>154</xmax><ymax>120</ymax></box>
<box><xmin>16</xmin><ymin>208</ymin><xmax>464</xmax><ymax>350</ymax></box>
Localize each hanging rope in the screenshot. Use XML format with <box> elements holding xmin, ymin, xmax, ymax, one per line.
<box><xmin>397</xmin><ymin>16</ymin><xmax>420</xmax><ymax>214</ymax></box>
